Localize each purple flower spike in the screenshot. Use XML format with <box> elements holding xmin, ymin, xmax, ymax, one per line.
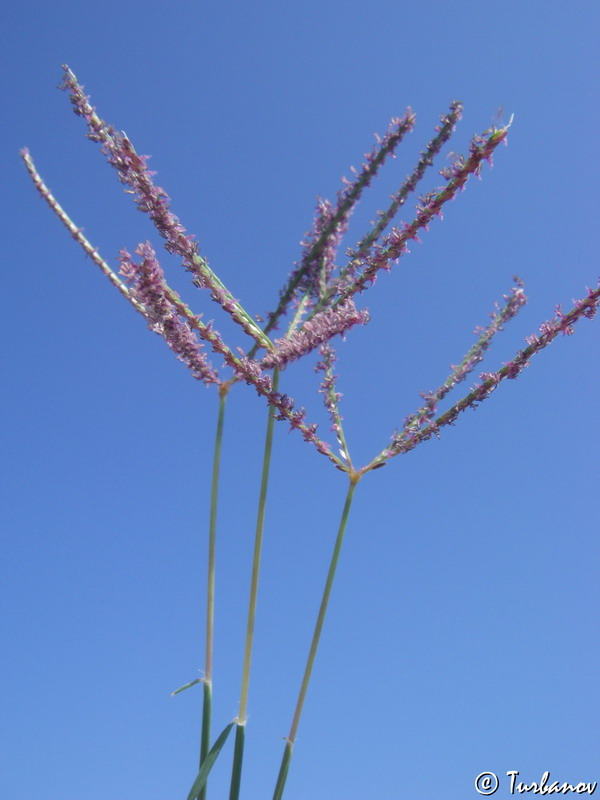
<box><xmin>61</xmin><ymin>68</ymin><xmax>191</xmax><ymax>251</ymax></box>
<box><xmin>61</xmin><ymin>66</ymin><xmax>271</xmax><ymax>351</ymax></box>
<box><xmin>402</xmin><ymin>278</ymin><xmax>527</xmax><ymax>432</ymax></box>
<box><xmin>119</xmin><ymin>243</ymin><xmax>220</xmax><ymax>386</ymax></box>
<box><xmin>295</xmin><ymin>197</ymin><xmax>348</xmax><ymax>301</ymax></box>
<box><xmin>330</xmin><ymin>122</ymin><xmax>512</xmax><ymax>306</ymax></box>
<box><xmin>367</xmin><ymin>281</ymin><xmax>600</xmax><ymax>468</ymax></box>
<box><xmin>263</xmin><ymin>110</ymin><xmax>415</xmax><ymax>337</ymax></box>
<box><xmin>348</xmin><ymin>101</ymin><xmax>463</xmax><ymax>262</ymax></box>
<box><xmin>262</xmin><ymin>300</ymin><xmax>370</xmax><ymax>370</ymax></box>
<box><xmin>315</xmin><ymin>345</ymin><xmax>343</xmax><ymax>433</ymax></box>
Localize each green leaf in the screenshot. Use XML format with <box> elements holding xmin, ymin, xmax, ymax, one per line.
<box><xmin>171</xmin><ymin>678</ymin><xmax>203</xmax><ymax>696</ymax></box>
<box><xmin>186</xmin><ymin>722</ymin><xmax>234</xmax><ymax>800</ymax></box>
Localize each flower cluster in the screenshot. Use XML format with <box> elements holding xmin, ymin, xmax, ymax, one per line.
<box><xmin>315</xmin><ymin>345</ymin><xmax>343</xmax><ymax>434</ymax></box>
<box><xmin>119</xmin><ymin>242</ymin><xmax>219</xmax><ymax>386</ymax></box>
<box><xmin>23</xmin><ymin>67</ymin><xmax>599</xmax><ymax>479</ymax></box>
<box><xmin>403</xmin><ymin>278</ymin><xmax>527</xmax><ymax>433</ymax></box>
<box><xmin>265</xmin><ymin>111</ymin><xmax>415</xmax><ymax>333</ymax></box>
<box><xmin>262</xmin><ymin>300</ymin><xmax>369</xmax><ymax>370</ymax></box>
<box><xmin>348</xmin><ymin>101</ymin><xmax>463</xmax><ymax>262</ymax></box>
<box><xmin>61</xmin><ymin>67</ymin><xmax>193</xmax><ymax>258</ymax></box>
<box><xmin>295</xmin><ymin>197</ymin><xmax>347</xmax><ymax>302</ymax></box>
<box><xmin>371</xmin><ymin>281</ymin><xmax>600</xmax><ymax>466</ymax></box>
<box><xmin>61</xmin><ymin>66</ymin><xmax>271</xmax><ymax>351</ymax></box>
<box><xmin>332</xmin><ymin>124</ymin><xmax>511</xmax><ymax>303</ymax></box>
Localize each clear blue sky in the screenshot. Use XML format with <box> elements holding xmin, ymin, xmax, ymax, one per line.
<box><xmin>3</xmin><ymin>2</ymin><xmax>599</xmax><ymax>799</ymax></box>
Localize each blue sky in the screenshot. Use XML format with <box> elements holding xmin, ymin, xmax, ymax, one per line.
<box><xmin>3</xmin><ymin>1</ymin><xmax>599</xmax><ymax>799</ymax></box>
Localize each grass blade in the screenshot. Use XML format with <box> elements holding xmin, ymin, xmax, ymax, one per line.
<box><xmin>171</xmin><ymin>678</ymin><xmax>203</xmax><ymax>696</ymax></box>
<box><xmin>186</xmin><ymin>722</ymin><xmax>234</xmax><ymax>800</ymax></box>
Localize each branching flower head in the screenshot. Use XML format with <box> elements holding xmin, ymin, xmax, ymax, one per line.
<box><xmin>20</xmin><ymin>65</ymin><xmax>600</xmax><ymax>800</ymax></box>
<box><xmin>22</xmin><ymin>68</ymin><xmax>598</xmax><ymax>481</ymax></box>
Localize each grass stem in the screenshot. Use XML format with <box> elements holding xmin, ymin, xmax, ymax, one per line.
<box><xmin>228</xmin><ymin>723</ymin><xmax>246</xmax><ymax>800</ymax></box>
<box><xmin>199</xmin><ymin>386</ymin><xmax>228</xmax><ymax>798</ymax></box>
<box><xmin>272</xmin><ymin>477</ymin><xmax>358</xmax><ymax>800</ymax></box>
<box><xmin>229</xmin><ymin>368</ymin><xmax>280</xmax><ymax>800</ymax></box>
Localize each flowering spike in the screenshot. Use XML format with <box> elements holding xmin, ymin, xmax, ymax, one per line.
<box><xmin>348</xmin><ymin>101</ymin><xmax>463</xmax><ymax>262</ymax></box>
<box><xmin>261</xmin><ymin>110</ymin><xmax>416</xmax><ymax>339</ymax></box>
<box><xmin>402</xmin><ymin>278</ymin><xmax>527</xmax><ymax>433</ymax></box>
<box><xmin>314</xmin><ymin>345</ymin><xmax>353</xmax><ymax>466</ymax></box>
<box><xmin>315</xmin><ymin>345</ymin><xmax>343</xmax><ymax>434</ymax></box>
<box><xmin>295</xmin><ymin>197</ymin><xmax>347</xmax><ymax>302</ymax></box>
<box><xmin>262</xmin><ymin>300</ymin><xmax>369</xmax><ymax>370</ymax></box>
<box><xmin>320</xmin><ymin>119</ymin><xmax>512</xmax><ymax>313</ymax></box>
<box><xmin>368</xmin><ymin>281</ymin><xmax>599</xmax><ymax>467</ymax></box>
<box><xmin>119</xmin><ymin>243</ymin><xmax>220</xmax><ymax>386</ymax></box>
<box><xmin>20</xmin><ymin>148</ymin><xmax>147</xmax><ymax>318</ymax></box>
<box><xmin>60</xmin><ymin>65</ymin><xmax>272</xmax><ymax>352</ymax></box>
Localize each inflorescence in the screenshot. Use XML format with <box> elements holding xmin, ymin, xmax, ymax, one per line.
<box><xmin>21</xmin><ymin>66</ymin><xmax>599</xmax><ymax>476</ymax></box>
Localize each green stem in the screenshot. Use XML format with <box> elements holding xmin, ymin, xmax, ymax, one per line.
<box><xmin>228</xmin><ymin>723</ymin><xmax>245</xmax><ymax>800</ymax></box>
<box><xmin>229</xmin><ymin>368</ymin><xmax>280</xmax><ymax>800</ymax></box>
<box><xmin>272</xmin><ymin>740</ymin><xmax>293</xmax><ymax>800</ymax></box>
<box><xmin>199</xmin><ymin>386</ymin><xmax>228</xmax><ymax>799</ymax></box>
<box><xmin>272</xmin><ymin>477</ymin><xmax>359</xmax><ymax>800</ymax></box>
<box><xmin>199</xmin><ymin>681</ymin><xmax>212</xmax><ymax>800</ymax></box>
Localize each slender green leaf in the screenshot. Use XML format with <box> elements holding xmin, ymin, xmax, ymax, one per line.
<box><xmin>186</xmin><ymin>722</ymin><xmax>234</xmax><ymax>800</ymax></box>
<box><xmin>171</xmin><ymin>678</ymin><xmax>203</xmax><ymax>696</ymax></box>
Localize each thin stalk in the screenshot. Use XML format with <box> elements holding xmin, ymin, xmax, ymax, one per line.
<box><xmin>285</xmin><ymin>294</ymin><xmax>311</xmax><ymax>339</ymax></box>
<box><xmin>273</xmin><ymin>476</ymin><xmax>359</xmax><ymax>800</ymax></box>
<box><xmin>229</xmin><ymin>368</ymin><xmax>281</xmax><ymax>800</ymax></box>
<box><xmin>199</xmin><ymin>682</ymin><xmax>211</xmax><ymax>781</ymax></box>
<box><xmin>228</xmin><ymin>723</ymin><xmax>245</xmax><ymax>800</ymax></box>
<box><xmin>199</xmin><ymin>385</ymin><xmax>228</xmax><ymax>800</ymax></box>
<box><xmin>20</xmin><ymin>150</ymin><xmax>147</xmax><ymax>317</ymax></box>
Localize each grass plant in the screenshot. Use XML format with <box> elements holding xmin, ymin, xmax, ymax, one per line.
<box><xmin>22</xmin><ymin>66</ymin><xmax>599</xmax><ymax>799</ymax></box>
